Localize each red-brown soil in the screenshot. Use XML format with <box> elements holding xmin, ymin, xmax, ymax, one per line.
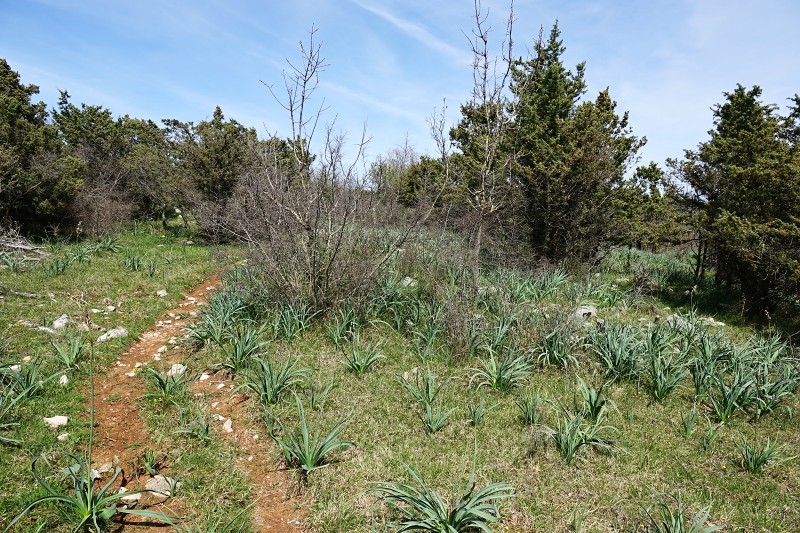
<box><xmin>87</xmin><ymin>273</ymin><xmax>306</xmax><ymax>532</ymax></box>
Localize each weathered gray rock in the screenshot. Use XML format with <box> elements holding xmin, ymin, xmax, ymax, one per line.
<box><xmin>43</xmin><ymin>415</ymin><xmax>68</xmax><ymax>428</ymax></box>
<box><xmin>145</xmin><ymin>475</ymin><xmax>180</xmax><ymax>502</ymax></box>
<box><xmin>156</xmin><ymin>289</ymin><xmax>168</xmax><ymax>298</ymax></box>
<box><xmin>98</xmin><ymin>327</ymin><xmax>128</xmax><ymax>343</ymax></box>
<box><xmin>573</xmin><ymin>305</ymin><xmax>597</xmax><ymax>320</ymax></box>
<box><xmin>52</xmin><ymin>314</ymin><xmax>70</xmax><ymax>330</ymax></box>
<box><xmin>167</xmin><ymin>363</ymin><xmax>187</xmax><ymax>376</ymax></box>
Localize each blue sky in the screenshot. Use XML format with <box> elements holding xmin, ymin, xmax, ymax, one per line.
<box><xmin>2</xmin><ymin>0</ymin><xmax>799</xmax><ymax>167</ymax></box>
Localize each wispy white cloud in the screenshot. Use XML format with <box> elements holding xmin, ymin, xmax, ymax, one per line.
<box><xmin>351</xmin><ymin>0</ymin><xmax>473</xmax><ymax>67</ymax></box>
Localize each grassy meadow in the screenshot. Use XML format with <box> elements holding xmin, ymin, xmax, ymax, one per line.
<box><xmin>1</xmin><ymin>226</ymin><xmax>798</xmax><ymax>532</ymax></box>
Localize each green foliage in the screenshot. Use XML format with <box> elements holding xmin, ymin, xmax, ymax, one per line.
<box><xmin>218</xmin><ymin>322</ymin><xmax>267</xmax><ymax>374</ymax></box>
<box><xmin>369</xmin><ymin>462</ymin><xmax>514</xmax><ymax>532</ymax></box>
<box><xmin>643</xmin><ymin>327</ymin><xmax>684</xmax><ymax>401</ymax></box>
<box><xmin>51</xmin><ymin>331</ymin><xmax>86</xmax><ymax>370</ymax></box>
<box><xmin>576</xmin><ymin>377</ymin><xmax>615</xmax><ymax>423</ymax></box>
<box><xmin>342</xmin><ymin>333</ymin><xmax>384</xmax><ymax>375</ymax></box>
<box><xmin>516</xmin><ymin>390</ymin><xmax>546</xmax><ymax>425</ymax></box>
<box><xmin>238</xmin><ymin>356</ymin><xmax>311</xmax><ymax>406</ymax></box>
<box><xmin>544</xmin><ymin>407</ymin><xmax>617</xmax><ymax>465</ymax></box>
<box><xmin>399</xmin><ymin>367</ymin><xmax>449</xmax><ymax>406</ymax></box>
<box><xmin>141</xmin><ymin>366</ymin><xmax>193</xmax><ymax>407</ymax></box>
<box><xmin>673</xmin><ymin>84</ymin><xmax>800</xmax><ymax>312</ymax></box>
<box><xmin>643</xmin><ymin>495</ymin><xmax>721</xmax><ymax>533</ymax></box>
<box><xmin>419</xmin><ymin>402</ymin><xmax>454</xmax><ymax>434</ymax></box>
<box><xmin>467</xmin><ymin>397</ymin><xmax>493</xmax><ymax>427</ymax></box>
<box><xmin>737</xmin><ymin>436</ymin><xmax>794</xmax><ymax>474</ymax></box>
<box><xmin>271</xmin><ymin>301</ymin><xmax>316</xmax><ymax>342</ymax></box>
<box><xmin>469</xmin><ymin>352</ymin><xmax>532</xmax><ymax>393</ymax></box>
<box><xmin>589</xmin><ymin>323</ymin><xmax>640</xmax><ymax>382</ymax></box>
<box><xmin>271</xmin><ymin>396</ymin><xmax>354</xmax><ymax>475</ymax></box>
<box><xmin>4</xmin><ymin>454</ymin><xmax>176</xmax><ymax>532</ymax></box>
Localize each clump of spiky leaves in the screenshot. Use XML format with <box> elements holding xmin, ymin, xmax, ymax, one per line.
<box><xmin>141</xmin><ymin>366</ymin><xmax>193</xmax><ymax>408</ymax></box>
<box><xmin>400</xmin><ymin>367</ymin><xmax>449</xmax><ymax>405</ymax></box>
<box><xmin>576</xmin><ymin>377</ymin><xmax>616</xmax><ymax>422</ymax></box>
<box><xmin>51</xmin><ymin>331</ymin><xmax>86</xmax><ymax>371</ymax></box>
<box><xmin>469</xmin><ymin>352</ymin><xmax>532</xmax><ymax>393</ymax></box>
<box><xmin>467</xmin><ymin>397</ymin><xmax>494</xmax><ymax>427</ymax></box>
<box><xmin>271</xmin><ymin>300</ymin><xmax>317</xmax><ymax>342</ymax></box>
<box><xmin>0</xmin><ymin>373</ymin><xmax>39</xmax><ymax>445</ymax></box>
<box><xmin>185</xmin><ymin>290</ymin><xmax>245</xmax><ymax>347</ymax></box>
<box><xmin>218</xmin><ymin>322</ymin><xmax>267</xmax><ymax>374</ymax></box>
<box><xmin>419</xmin><ymin>401</ymin><xmax>455</xmax><ymax>434</ymax></box>
<box><xmin>327</xmin><ymin>305</ymin><xmax>360</xmax><ymax>352</ymax></box>
<box><xmin>271</xmin><ymin>396</ymin><xmax>354</xmax><ymax>476</ymax></box>
<box><xmin>706</xmin><ymin>360</ymin><xmax>755</xmax><ymax>424</ymax></box>
<box><xmin>737</xmin><ymin>436</ymin><xmax>794</xmax><ymax>474</ymax></box>
<box><xmin>642</xmin><ymin>494</ymin><xmax>721</xmax><ymax>533</ymax></box>
<box><xmin>305</xmin><ymin>380</ymin><xmax>334</xmax><ymax>411</ymax></box>
<box><xmin>536</xmin><ymin>312</ymin><xmax>580</xmax><ymax>369</ymax></box>
<box><xmin>237</xmin><ymin>356</ymin><xmax>311</xmax><ymax>406</ymax></box>
<box><xmin>516</xmin><ymin>390</ymin><xmax>546</xmax><ymax>426</ymax></box>
<box><xmin>544</xmin><ymin>406</ymin><xmax>617</xmax><ymax>465</ymax></box>
<box><xmin>176</xmin><ymin>414</ymin><xmax>212</xmax><ymax>443</ymax></box>
<box><xmin>369</xmin><ymin>459</ymin><xmax>514</xmax><ymax>532</ymax></box>
<box><xmin>5</xmin><ymin>454</ymin><xmax>177</xmax><ymax>532</ymax></box>
<box><xmin>643</xmin><ymin>326</ymin><xmax>684</xmax><ymax>401</ymax></box>
<box><xmin>342</xmin><ymin>333</ymin><xmax>385</xmax><ymax>375</ymax></box>
<box><xmin>588</xmin><ymin>323</ymin><xmax>640</xmax><ymax>382</ymax></box>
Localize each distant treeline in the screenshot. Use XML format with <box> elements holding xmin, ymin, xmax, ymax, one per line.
<box><xmin>1</xmin><ymin>23</ymin><xmax>798</xmax><ymax>314</ymax></box>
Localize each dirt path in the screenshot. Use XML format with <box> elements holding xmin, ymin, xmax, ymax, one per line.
<box><xmin>88</xmin><ymin>273</ymin><xmax>306</xmax><ymax>532</ymax></box>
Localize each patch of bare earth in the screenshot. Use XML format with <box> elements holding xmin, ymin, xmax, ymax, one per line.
<box><xmin>87</xmin><ymin>273</ymin><xmax>306</xmax><ymax>532</ymax></box>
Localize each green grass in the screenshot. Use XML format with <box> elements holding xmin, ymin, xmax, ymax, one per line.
<box><xmin>3</xmin><ymin>231</ymin><xmax>799</xmax><ymax>532</ymax></box>
<box><xmin>0</xmin><ymin>222</ymin><xmax>230</xmax><ymax>531</ymax></box>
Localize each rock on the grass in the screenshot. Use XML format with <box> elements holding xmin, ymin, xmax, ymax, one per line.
<box><xmin>156</xmin><ymin>289</ymin><xmax>168</xmax><ymax>298</ymax></box>
<box><xmin>57</xmin><ymin>432</ymin><xmax>70</xmax><ymax>441</ymax></box>
<box><xmin>43</xmin><ymin>415</ymin><xmax>68</xmax><ymax>428</ymax></box>
<box><xmin>167</xmin><ymin>363</ymin><xmax>187</xmax><ymax>376</ymax></box>
<box><xmin>223</xmin><ymin>418</ymin><xmax>233</xmax><ymax>433</ymax></box>
<box><xmin>98</xmin><ymin>327</ymin><xmax>128</xmax><ymax>343</ymax></box>
<box><xmin>59</xmin><ymin>375</ymin><xmax>69</xmax><ymax>386</ymax></box>
<box><xmin>52</xmin><ymin>314</ymin><xmax>70</xmax><ymax>330</ymax></box>
<box><xmin>573</xmin><ymin>305</ymin><xmax>597</xmax><ymax>320</ymax></box>
<box><xmin>145</xmin><ymin>475</ymin><xmax>181</xmax><ymax>502</ymax></box>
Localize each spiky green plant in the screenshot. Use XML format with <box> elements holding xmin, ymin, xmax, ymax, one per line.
<box><xmin>42</xmin><ymin>256</ymin><xmax>69</xmax><ymax>276</ymax></box>
<box><xmin>544</xmin><ymin>407</ymin><xmax>617</xmax><ymax>465</ymax></box>
<box><xmin>327</xmin><ymin>306</ymin><xmax>359</xmax><ymax>352</ymax></box>
<box><xmin>467</xmin><ymin>398</ymin><xmax>493</xmax><ymax>427</ymax></box>
<box><xmin>707</xmin><ymin>366</ymin><xmax>754</xmax><ymax>423</ymax></box>
<box><xmin>271</xmin><ymin>301</ymin><xmax>317</xmax><ymax>342</ymax></box>
<box><xmin>342</xmin><ymin>333</ymin><xmax>384</xmax><ymax>375</ymax></box>
<box><xmin>576</xmin><ymin>377</ymin><xmax>616</xmax><ymax>422</ymax></box>
<box><xmin>537</xmin><ymin>318</ymin><xmax>579</xmax><ymax>369</ymax></box>
<box><xmin>516</xmin><ymin>391</ymin><xmax>546</xmax><ymax>426</ymax></box>
<box><xmin>643</xmin><ymin>495</ymin><xmax>721</xmax><ymax>533</ymax></box>
<box><xmin>51</xmin><ymin>332</ymin><xmax>86</xmax><ymax>371</ymax></box>
<box><xmin>175</xmin><ymin>415</ymin><xmax>212</xmax><ymax>443</ymax></box>
<box><xmin>589</xmin><ymin>323</ymin><xmax>640</xmax><ymax>382</ymax></box>
<box><xmin>271</xmin><ymin>396</ymin><xmax>354</xmax><ymax>475</ymax></box>
<box><xmin>141</xmin><ymin>366</ymin><xmax>193</xmax><ymax>407</ymax></box>
<box><xmin>238</xmin><ymin>356</ymin><xmax>311</xmax><ymax>406</ymax></box>
<box><xmin>305</xmin><ymin>380</ymin><xmax>334</xmax><ymax>411</ymax></box>
<box><xmin>218</xmin><ymin>322</ymin><xmax>267</xmax><ymax>374</ymax></box>
<box><xmin>4</xmin><ymin>454</ymin><xmax>177</xmax><ymax>532</ymax></box>
<box><xmin>680</xmin><ymin>406</ymin><xmax>698</xmax><ymax>437</ymax></box>
<box><xmin>419</xmin><ymin>401</ymin><xmax>454</xmax><ymax>434</ymax></box>
<box><xmin>737</xmin><ymin>436</ymin><xmax>794</xmax><ymax>474</ymax></box>
<box><xmin>400</xmin><ymin>367</ymin><xmax>449</xmax><ymax>405</ymax></box>
<box><xmin>369</xmin><ymin>461</ymin><xmax>514</xmax><ymax>532</ymax></box>
<box><xmin>469</xmin><ymin>353</ymin><xmax>532</xmax><ymax>393</ymax></box>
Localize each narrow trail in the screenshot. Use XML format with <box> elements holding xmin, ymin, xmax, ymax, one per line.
<box><xmin>87</xmin><ymin>273</ymin><xmax>306</xmax><ymax>532</ymax></box>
